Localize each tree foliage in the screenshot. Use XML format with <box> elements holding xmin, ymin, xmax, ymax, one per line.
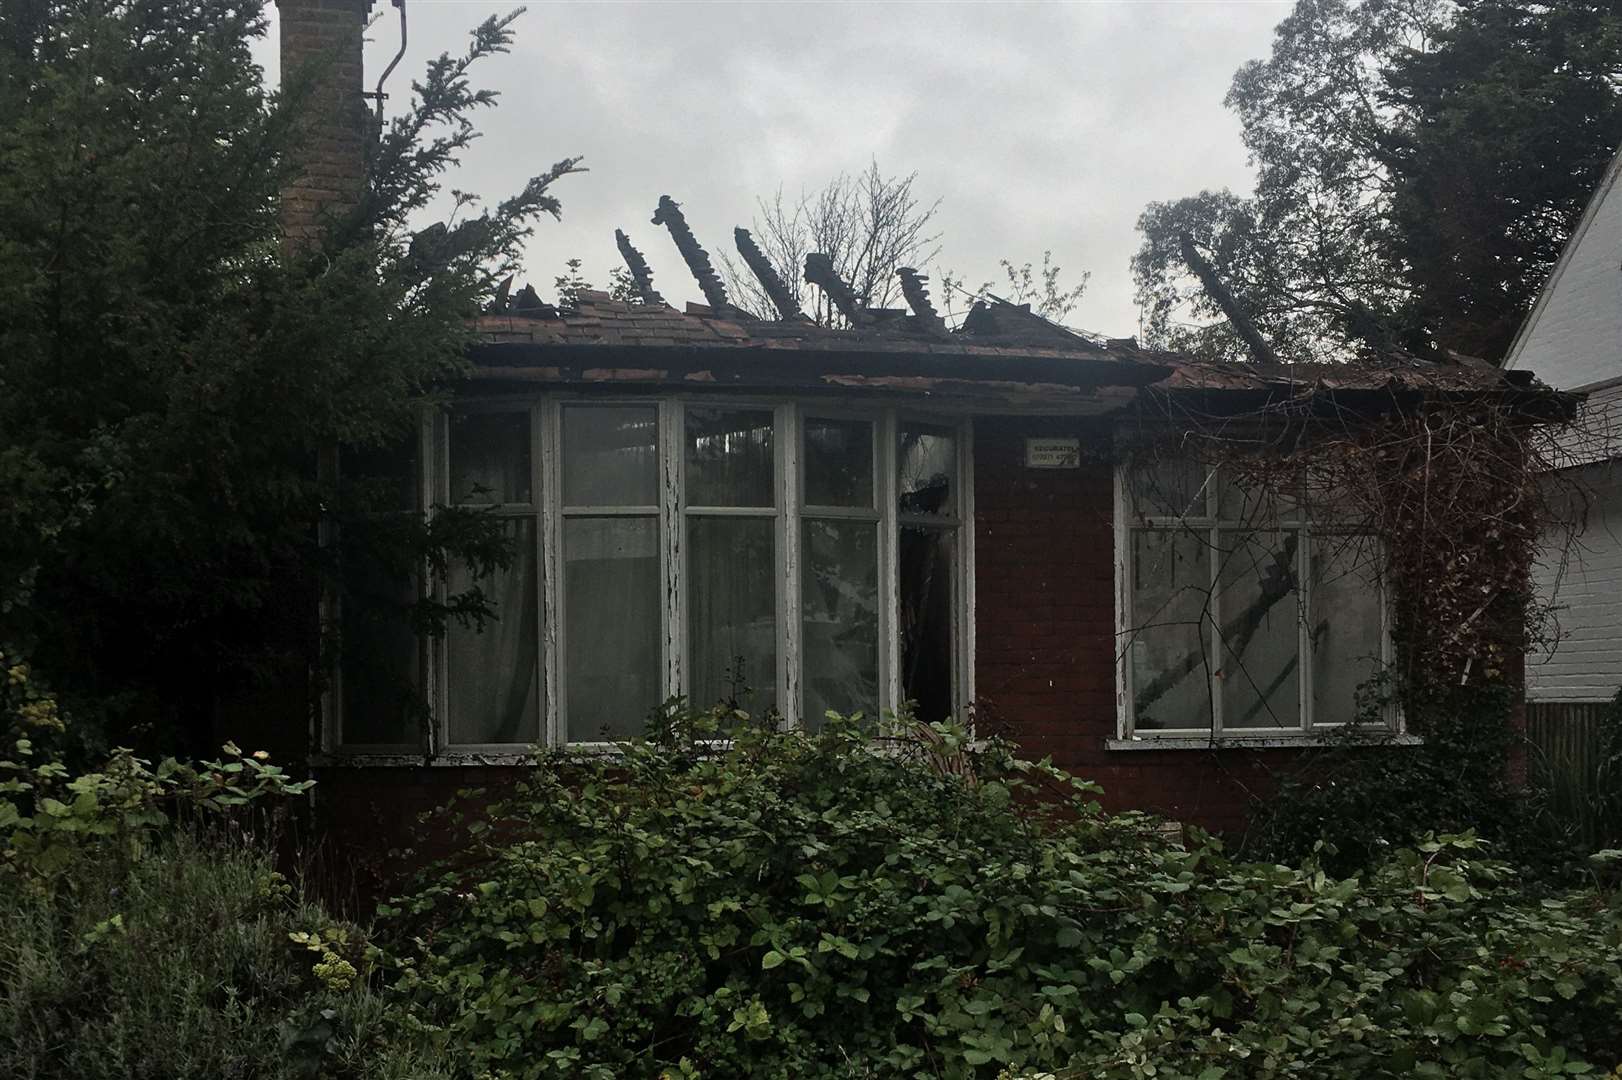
<box><xmin>1134</xmin><ymin>0</ymin><xmax>1622</xmax><ymax>363</ymax></box>
<box><xmin>0</xmin><ymin>0</ymin><xmax>578</xmax><ymax>750</ymax></box>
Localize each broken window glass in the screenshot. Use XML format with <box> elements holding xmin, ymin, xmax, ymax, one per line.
<box><xmin>899</xmin><ymin>525</ymin><xmax>954</xmax><ymax>722</ymax></box>
<box><xmin>445</xmin><ymin>519</ymin><xmax>540</xmax><ymax>744</ymax></box>
<box><xmin>803</xmin><ymin>417</ymin><xmax>874</xmax><ymax>508</ymax></box>
<box><xmin>1214</xmin><ymin>530</ymin><xmax>1301</xmax><ymax>729</ymax></box>
<box><xmin>898</xmin><ymin>425</ymin><xmax>955</xmax><ymax>517</ymax></box>
<box><xmin>688</xmin><ymin>515</ymin><xmax>777</xmax><ymax>715</ymax></box>
<box><xmin>450</xmin><ymin>411</ymin><xmax>531</xmax><ymax>505</ymax></box>
<box><xmin>1129</xmin><ymin>528</ymin><xmax>1214</xmax><ymax>730</ymax></box>
<box><xmin>686</xmin><ymin>407</ymin><xmax>774</xmax><ymax>508</ymax></box>
<box><xmin>1126</xmin><ymin>458</ymin><xmax>1210</xmax><ymax>521</ymax></box>
<box><xmin>801</xmin><ymin>518</ymin><xmax>879</xmax><ymax>728</ymax></box>
<box><xmin>564</xmin><ymin>516</ymin><xmax>661</xmax><ymax>742</ymax></box>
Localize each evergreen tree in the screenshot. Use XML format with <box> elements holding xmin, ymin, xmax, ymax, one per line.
<box><xmin>0</xmin><ymin>0</ymin><xmax>579</xmax><ymax>750</ymax></box>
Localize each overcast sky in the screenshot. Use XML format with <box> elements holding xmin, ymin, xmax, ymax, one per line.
<box><xmin>253</xmin><ymin>0</ymin><xmax>1292</xmax><ymax>338</ymax></box>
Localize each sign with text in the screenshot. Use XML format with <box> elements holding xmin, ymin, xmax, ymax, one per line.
<box><xmin>1025</xmin><ymin>437</ymin><xmax>1080</xmax><ymax>469</ymax></box>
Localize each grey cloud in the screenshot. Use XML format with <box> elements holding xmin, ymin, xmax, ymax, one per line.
<box><xmin>255</xmin><ymin>0</ymin><xmax>1289</xmax><ymax>337</ymax></box>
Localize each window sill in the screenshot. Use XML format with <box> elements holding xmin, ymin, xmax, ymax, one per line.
<box><xmin>1106</xmin><ymin>731</ymin><xmax>1422</xmax><ymax>752</ymax></box>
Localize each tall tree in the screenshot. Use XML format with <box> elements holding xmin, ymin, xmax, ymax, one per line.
<box><xmin>720</xmin><ymin>161</ymin><xmax>941</xmax><ymax>326</ymax></box>
<box><xmin>1134</xmin><ymin>0</ymin><xmax>1622</xmax><ymax>363</ymax></box>
<box><xmin>0</xmin><ymin>0</ymin><xmax>579</xmax><ymax>749</ymax></box>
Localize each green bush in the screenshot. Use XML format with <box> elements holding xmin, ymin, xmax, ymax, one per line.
<box><xmin>1242</xmin><ymin>684</ymin><xmax>1525</xmax><ymax>874</ymax></box>
<box><xmin>0</xmin><ymin>826</ymin><xmax>451</xmax><ymax>1080</ymax></box>
<box><xmin>0</xmin><ymin>654</ymin><xmax>448</xmax><ymax>1079</ymax></box>
<box><xmin>380</xmin><ymin>714</ymin><xmax>1622</xmax><ymax>1079</ymax></box>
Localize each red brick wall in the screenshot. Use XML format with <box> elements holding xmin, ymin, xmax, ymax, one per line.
<box><xmin>276</xmin><ymin>0</ymin><xmax>373</xmax><ymax>243</ymax></box>
<box><xmin>971</xmin><ymin>415</ymin><xmax>1292</xmax><ymax>835</ymax></box>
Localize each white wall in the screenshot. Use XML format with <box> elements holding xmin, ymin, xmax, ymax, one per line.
<box><xmin>1528</xmin><ymin>458</ymin><xmax>1622</xmax><ymax>703</ymax></box>
<box><xmin>1506</xmin><ymin>147</ymin><xmax>1622</xmax><ymax>391</ymax></box>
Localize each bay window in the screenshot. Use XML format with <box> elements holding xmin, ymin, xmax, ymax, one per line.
<box><xmin>332</xmin><ymin>399</ymin><xmax>972</xmax><ymax>754</ymax></box>
<box><xmin>1115</xmin><ymin>460</ymin><xmax>1394</xmax><ymax>743</ymax></box>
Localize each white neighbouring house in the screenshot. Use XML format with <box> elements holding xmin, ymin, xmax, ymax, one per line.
<box><xmin>1505</xmin><ymin>144</ymin><xmax>1622</xmax><ymax>709</ymax></box>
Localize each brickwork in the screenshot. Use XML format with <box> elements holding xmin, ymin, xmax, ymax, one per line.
<box><xmin>970</xmin><ymin>416</ymin><xmax>1291</xmax><ymax>834</ymax></box>
<box><xmin>276</xmin><ymin>0</ymin><xmax>373</xmax><ymax>244</ymax></box>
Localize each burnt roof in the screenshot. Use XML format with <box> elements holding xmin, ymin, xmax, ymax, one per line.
<box><xmin>460</xmin><ymin>195</ymin><xmax>1572</xmax><ymax>419</ymax></box>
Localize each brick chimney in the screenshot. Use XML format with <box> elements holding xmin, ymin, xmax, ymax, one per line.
<box><xmin>277</xmin><ymin>0</ymin><xmax>375</xmax><ymax>244</ymax></box>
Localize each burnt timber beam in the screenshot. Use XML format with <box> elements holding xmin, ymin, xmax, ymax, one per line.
<box><xmin>652</xmin><ymin>195</ymin><xmax>732</xmax><ymax>313</ymax></box>
<box><xmin>735</xmin><ymin>227</ymin><xmax>804</xmax><ymax>320</ymax></box>
<box><xmin>803</xmin><ymin>253</ymin><xmax>868</xmax><ymax>327</ymax></box>
<box><xmin>897</xmin><ymin>267</ymin><xmax>946</xmax><ymax>333</ymax></box>
<box><xmin>614</xmin><ymin>228</ymin><xmax>666</xmax><ymax>306</ymax></box>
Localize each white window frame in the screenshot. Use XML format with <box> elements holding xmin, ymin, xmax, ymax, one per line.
<box><xmin>1111</xmin><ymin>461</ymin><xmax>1409</xmax><ymax>750</ymax></box>
<box><xmin>327</xmin><ymin>396</ymin><xmax>974</xmax><ymax>762</ymax></box>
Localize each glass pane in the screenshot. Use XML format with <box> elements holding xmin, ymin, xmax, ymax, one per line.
<box><xmin>900</xmin><ymin>526</ymin><xmax>955</xmax><ymax>723</ymax></box>
<box><xmin>342</xmin><ymin>434</ymin><xmax>417</xmax><ymax>513</ymax></box>
<box><xmin>564</xmin><ymin>517</ymin><xmax>661</xmax><ymax>741</ymax></box>
<box><xmin>563</xmin><ymin>405</ymin><xmax>658</xmax><ymax>507</ymax></box>
<box><xmin>803</xmin><ymin>418</ymin><xmax>873</xmax><ymax>508</ymax></box>
<box><xmin>1310</xmin><ymin>536</ymin><xmax>1386</xmax><ymax>726</ymax></box>
<box><xmin>801</xmin><ymin>518</ymin><xmax>879</xmax><ymax>727</ymax></box>
<box><xmin>686</xmin><ymin>407</ymin><xmax>774</xmax><ymax>508</ymax></box>
<box><xmin>450</xmin><ymin>412</ymin><xmax>531</xmax><ymax>505</ymax></box>
<box><xmin>1129</xmin><ymin>529</ymin><xmax>1213</xmax><ymax>730</ymax></box>
<box><xmin>898</xmin><ymin>425</ymin><xmax>955</xmax><ymax>517</ymax></box>
<box><xmin>1216</xmin><ymin>466</ymin><xmax>1299</xmax><ymax>524</ymax></box>
<box><xmin>1214</xmin><ymin>530</ymin><xmax>1302</xmax><ymax>729</ymax></box>
<box><xmin>340</xmin><ymin>552</ymin><xmax>421</xmax><ymax>746</ymax></box>
<box><xmin>1126</xmin><ymin>458</ymin><xmax>1209</xmax><ymax>521</ymax></box>
<box><xmin>446</xmin><ymin>520</ymin><xmax>540</xmax><ymax>744</ymax></box>
<box><xmin>688</xmin><ymin>517</ymin><xmax>777</xmax><ymax>714</ymax></box>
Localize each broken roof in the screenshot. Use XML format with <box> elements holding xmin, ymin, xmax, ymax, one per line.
<box><xmin>463</xmin><ymin>195</ymin><xmax>1573</xmax><ymax>419</ymax></box>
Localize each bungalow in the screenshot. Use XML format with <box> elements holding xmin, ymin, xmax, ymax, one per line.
<box><xmin>275</xmin><ymin>0</ymin><xmax>1571</xmax><ymax>850</ymax></box>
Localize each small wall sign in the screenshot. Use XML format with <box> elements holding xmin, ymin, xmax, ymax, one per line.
<box><xmin>1025</xmin><ymin>437</ymin><xmax>1080</xmax><ymax>469</ymax></box>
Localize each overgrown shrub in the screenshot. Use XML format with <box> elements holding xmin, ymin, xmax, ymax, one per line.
<box><xmin>1242</xmin><ymin>683</ymin><xmax>1526</xmax><ymax>874</ymax></box>
<box><xmin>0</xmin><ymin>653</ymin><xmax>448</xmax><ymax>1079</ymax></box>
<box><xmin>0</xmin><ymin>826</ymin><xmax>451</xmax><ymax>1080</ymax></box>
<box><xmin>380</xmin><ymin>713</ymin><xmax>1622</xmax><ymax>1079</ymax></box>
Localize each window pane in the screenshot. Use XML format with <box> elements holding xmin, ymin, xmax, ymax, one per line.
<box><xmin>564</xmin><ymin>517</ymin><xmax>661</xmax><ymax>741</ymax></box>
<box><xmin>1126</xmin><ymin>459</ymin><xmax>1209</xmax><ymax>520</ymax></box>
<box><xmin>686</xmin><ymin>407</ymin><xmax>773</xmax><ymax>507</ymax></box>
<box><xmin>446</xmin><ymin>520</ymin><xmax>540</xmax><ymax>744</ymax></box>
<box><xmin>1216</xmin><ymin>466</ymin><xmax>1299</xmax><ymax>524</ymax></box>
<box><xmin>1129</xmin><ymin>529</ymin><xmax>1213</xmax><ymax>730</ymax></box>
<box><xmin>1310</xmin><ymin>537</ymin><xmax>1385</xmax><ymax>726</ymax></box>
<box><xmin>450</xmin><ymin>412</ymin><xmax>531</xmax><ymax>505</ymax></box>
<box><xmin>1214</xmin><ymin>530</ymin><xmax>1301</xmax><ymax>729</ymax></box>
<box><xmin>801</xmin><ymin>518</ymin><xmax>879</xmax><ymax>727</ymax></box>
<box><xmin>688</xmin><ymin>517</ymin><xmax>777</xmax><ymax>714</ymax></box>
<box><xmin>898</xmin><ymin>425</ymin><xmax>955</xmax><ymax>517</ymax></box>
<box><xmin>900</xmin><ymin>526</ymin><xmax>955</xmax><ymax>723</ymax></box>
<box><xmin>563</xmin><ymin>405</ymin><xmax>658</xmax><ymax>507</ymax></box>
<box><xmin>340</xmin><ymin>552</ymin><xmax>421</xmax><ymax>746</ymax></box>
<box><xmin>803</xmin><ymin>418</ymin><xmax>873</xmax><ymax>508</ymax></box>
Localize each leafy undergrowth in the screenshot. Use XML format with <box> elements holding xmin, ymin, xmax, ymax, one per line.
<box><xmin>0</xmin><ymin>825</ymin><xmax>452</xmax><ymax>1080</ymax></box>
<box><xmin>378</xmin><ymin>714</ymin><xmax>1622</xmax><ymax>1080</ymax></box>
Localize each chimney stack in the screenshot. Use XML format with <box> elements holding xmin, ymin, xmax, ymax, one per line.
<box><xmin>277</xmin><ymin>0</ymin><xmax>376</xmax><ymax>244</ymax></box>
